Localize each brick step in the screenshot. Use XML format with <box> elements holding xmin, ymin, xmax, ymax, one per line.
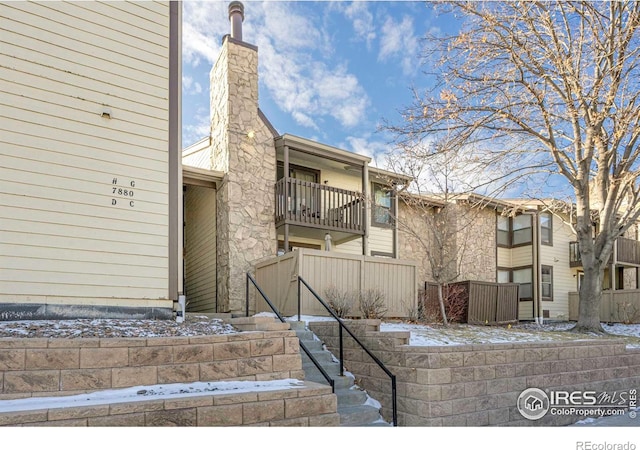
<box><xmin>226</xmin><ymin>317</ymin><xmax>291</xmax><ymax>332</ymax></box>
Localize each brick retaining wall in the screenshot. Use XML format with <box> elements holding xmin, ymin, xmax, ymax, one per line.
<box><xmin>309</xmin><ymin>320</ymin><xmax>640</xmax><ymax>426</ymax></box>
<box><xmin>0</xmin><ymin>331</ymin><xmax>342</xmax><ymax>426</ymax></box>
<box><xmin>0</xmin><ymin>331</ymin><xmax>303</xmax><ymax>400</ymax></box>
<box><xmin>0</xmin><ymin>383</ymin><xmax>339</xmax><ymax>427</ymax></box>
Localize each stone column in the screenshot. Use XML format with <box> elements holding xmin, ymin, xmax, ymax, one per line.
<box><xmin>210</xmin><ymin>37</ymin><xmax>277</xmax><ymax>313</ymax></box>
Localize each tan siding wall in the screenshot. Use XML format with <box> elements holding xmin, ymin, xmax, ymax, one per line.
<box><xmin>369</xmin><ymin>227</ymin><xmax>393</xmax><ymax>255</ymax></box>
<box><xmin>334</xmin><ymin>238</ymin><xmax>362</xmax><ymax>255</ymax></box>
<box><xmin>511</xmin><ymin>245</ymin><xmax>533</xmax><ymax>267</ymax></box>
<box><xmin>497</xmin><ymin>247</ymin><xmax>511</xmax><ymax>268</ymax></box>
<box><xmin>539</xmin><ymin>215</ymin><xmax>576</xmax><ymax>319</ymax></box>
<box><xmin>0</xmin><ymin>2</ymin><xmax>171</xmax><ymax>306</ymax></box>
<box><xmin>184</xmin><ymin>186</ymin><xmax>217</xmax><ymax>313</ymax></box>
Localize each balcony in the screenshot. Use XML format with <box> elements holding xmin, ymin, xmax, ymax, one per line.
<box><xmin>275</xmin><ymin>177</ymin><xmax>364</xmax><ymax>234</ymax></box>
<box><xmin>569</xmin><ymin>237</ymin><xmax>640</xmax><ymax>267</ymax></box>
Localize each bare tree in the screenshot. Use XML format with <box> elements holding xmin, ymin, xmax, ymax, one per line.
<box><xmin>385</xmin><ymin>1</ymin><xmax>640</xmax><ymax>333</ymax></box>
<box><xmin>386</xmin><ymin>142</ymin><xmax>495</xmax><ymax>327</ymax></box>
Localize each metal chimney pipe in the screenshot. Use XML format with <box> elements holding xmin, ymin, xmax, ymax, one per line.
<box><xmin>228</xmin><ymin>1</ymin><xmax>244</xmax><ymax>41</ymax></box>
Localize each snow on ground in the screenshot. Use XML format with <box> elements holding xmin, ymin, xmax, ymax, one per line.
<box><xmin>380</xmin><ymin>321</ymin><xmax>640</xmax><ymax>348</ymax></box>
<box><xmin>0</xmin><ymin>379</ymin><xmax>305</xmax><ymax>413</ymax></box>
<box><xmin>0</xmin><ymin>315</ymin><xmax>237</xmax><ymax>338</ymax></box>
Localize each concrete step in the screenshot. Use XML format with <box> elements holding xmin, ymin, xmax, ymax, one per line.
<box><xmin>287</xmin><ymin>321</ymin><xmax>307</xmax><ymax>331</ymax></box>
<box><xmin>301</xmin><ymin>350</ymin><xmax>334</xmax><ymax>365</ymax></box>
<box><xmin>298</xmin><ymin>339</ymin><xmax>323</xmax><ymax>352</ymax></box>
<box><xmin>297</xmin><ymin>325</ymin><xmax>389</xmax><ymax>427</ymax></box>
<box><xmin>305</xmin><ymin>374</ymin><xmax>354</xmax><ymax>390</ymax></box>
<box><xmin>294</xmin><ymin>330</ymin><xmax>316</xmax><ymax>341</ymax></box>
<box><xmin>335</xmin><ymin>387</ymin><xmax>368</xmax><ymax>407</ymax></box>
<box><xmin>338</xmin><ymin>404</ymin><xmax>385</xmax><ymax>427</ymax></box>
<box><xmin>361</xmin><ymin>421</ymin><xmax>393</xmax><ymax>427</ymax></box>
<box><xmin>303</xmin><ymin>362</ymin><xmax>342</xmax><ymax>378</ymax></box>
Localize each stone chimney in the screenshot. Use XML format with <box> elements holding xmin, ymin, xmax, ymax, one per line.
<box><xmin>228</xmin><ymin>1</ymin><xmax>244</xmax><ymax>41</ymax></box>
<box><xmin>209</xmin><ymin>1</ymin><xmax>277</xmax><ymax>314</ymax></box>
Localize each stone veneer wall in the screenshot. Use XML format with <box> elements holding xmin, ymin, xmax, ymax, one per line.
<box><xmin>0</xmin><ymin>383</ymin><xmax>338</xmax><ymax>427</ymax></box>
<box><xmin>455</xmin><ymin>204</ymin><xmax>497</xmax><ymax>283</ymax></box>
<box><xmin>397</xmin><ymin>201</ymin><xmax>498</xmax><ymax>285</ymax></box>
<box><xmin>210</xmin><ymin>36</ymin><xmax>277</xmax><ymax>314</ymax></box>
<box><xmin>309</xmin><ymin>320</ymin><xmax>640</xmax><ymax>426</ymax></box>
<box><xmin>397</xmin><ymin>201</ymin><xmax>435</xmax><ymax>283</ymax></box>
<box><xmin>0</xmin><ymin>331</ymin><xmax>303</xmax><ymax>400</ymax></box>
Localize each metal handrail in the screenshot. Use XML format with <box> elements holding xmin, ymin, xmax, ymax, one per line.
<box><xmin>245</xmin><ymin>273</ymin><xmax>335</xmax><ymax>393</ymax></box>
<box><xmin>297</xmin><ymin>276</ymin><xmax>398</xmax><ymax>426</ymax></box>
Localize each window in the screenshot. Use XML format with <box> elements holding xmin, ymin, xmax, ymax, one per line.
<box><xmin>540</xmin><ymin>212</ymin><xmax>553</xmax><ymax>246</ymax></box>
<box><xmin>512</xmin><ymin>267</ymin><xmax>533</xmax><ymax>301</ymax></box>
<box><xmin>372</xmin><ymin>183</ymin><xmax>393</xmax><ymax>227</ymax></box>
<box><xmin>497</xmin><ymin>214</ymin><xmax>532</xmax><ymax>247</ymax></box>
<box><xmin>512</xmin><ymin>214</ymin><xmax>532</xmax><ymax>246</ymax></box>
<box><xmin>497</xmin><ymin>269</ymin><xmax>511</xmax><ymax>283</ymax></box>
<box><xmin>497</xmin><ymin>216</ymin><xmax>510</xmax><ymax>247</ymax></box>
<box><xmin>541</xmin><ymin>265</ymin><xmax>553</xmax><ymax>300</ymax></box>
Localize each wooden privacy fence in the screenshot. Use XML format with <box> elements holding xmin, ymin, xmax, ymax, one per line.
<box><xmin>424</xmin><ymin>281</ymin><xmax>519</xmax><ymax>325</ymax></box>
<box><xmin>569</xmin><ymin>290</ymin><xmax>640</xmax><ymax>324</ymax></box>
<box><xmin>253</xmin><ymin>249</ymin><xmax>418</xmax><ymax>318</ymax></box>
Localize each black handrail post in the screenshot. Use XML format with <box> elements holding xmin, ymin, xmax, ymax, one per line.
<box><xmin>391</xmin><ymin>375</ymin><xmax>397</xmax><ymax>426</ymax></box>
<box><xmin>297</xmin><ymin>275</ymin><xmax>398</xmax><ymax>426</ymax></box>
<box><xmin>246</xmin><ymin>272</ymin><xmax>335</xmax><ymax>393</ymax></box>
<box><xmin>297</xmin><ymin>277</ymin><xmax>301</xmax><ymax>322</ymax></box>
<box><xmin>245</xmin><ymin>273</ymin><xmax>250</xmax><ymax>317</ymax></box>
<box><xmin>338</xmin><ymin>326</ymin><xmax>344</xmax><ymax>376</ymax></box>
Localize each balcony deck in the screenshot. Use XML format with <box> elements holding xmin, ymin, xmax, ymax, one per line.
<box><xmin>569</xmin><ymin>237</ymin><xmax>640</xmax><ymax>268</ymax></box>
<box><xmin>275</xmin><ymin>177</ymin><xmax>364</xmax><ymax>235</ymax></box>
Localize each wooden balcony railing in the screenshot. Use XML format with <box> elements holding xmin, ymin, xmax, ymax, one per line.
<box><xmin>275</xmin><ymin>177</ymin><xmax>364</xmax><ymax>233</ymax></box>
<box><xmin>569</xmin><ymin>237</ymin><xmax>640</xmax><ymax>267</ymax></box>
<box><xmin>616</xmin><ymin>237</ymin><xmax>640</xmax><ymax>265</ymax></box>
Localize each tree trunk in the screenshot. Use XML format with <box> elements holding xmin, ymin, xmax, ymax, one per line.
<box><xmin>573</xmin><ymin>263</ymin><xmax>605</xmax><ymax>333</ymax></box>
<box><xmin>437</xmin><ymin>283</ymin><xmax>449</xmax><ymax>327</ymax></box>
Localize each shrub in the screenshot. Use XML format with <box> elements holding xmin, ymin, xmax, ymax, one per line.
<box><xmin>422</xmin><ymin>283</ymin><xmax>467</xmax><ymax>324</ymax></box>
<box><xmin>358</xmin><ymin>288</ymin><xmax>388</xmax><ymax>319</ymax></box>
<box><xmin>324</xmin><ymin>286</ymin><xmax>355</xmax><ymax>318</ymax></box>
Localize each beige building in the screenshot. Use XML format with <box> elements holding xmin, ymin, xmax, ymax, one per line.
<box><xmin>0</xmin><ymin>1</ymin><xmax>183</xmax><ymax>319</ymax></box>
<box><xmin>4</xmin><ymin>1</ymin><xmax>636</xmax><ymax>323</ymax></box>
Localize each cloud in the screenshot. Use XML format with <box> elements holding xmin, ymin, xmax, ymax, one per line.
<box><xmin>182</xmin><ymin>1</ymin><xmax>229</xmax><ymax>67</ymax></box>
<box><xmin>342</xmin><ymin>2</ymin><xmax>376</xmax><ymax>49</ymax></box>
<box><xmin>378</xmin><ymin>15</ymin><xmax>419</xmax><ymax>76</ymax></box>
<box><xmin>182</xmin><ymin>75</ymin><xmax>202</xmax><ymax>95</ymax></box>
<box><xmin>182</xmin><ymin>1</ymin><xmax>370</xmax><ymax>131</ymax></box>
<box><xmin>182</xmin><ymin>109</ymin><xmax>210</xmax><ymax>148</ymax></box>
<box><xmin>343</xmin><ymin>135</ymin><xmax>389</xmax><ymax>167</ymax></box>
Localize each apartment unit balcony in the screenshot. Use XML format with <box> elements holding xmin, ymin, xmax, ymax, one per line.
<box><xmin>569</xmin><ymin>237</ymin><xmax>640</xmax><ymax>268</ymax></box>
<box><xmin>275</xmin><ymin>176</ymin><xmax>364</xmax><ymax>235</ymax></box>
